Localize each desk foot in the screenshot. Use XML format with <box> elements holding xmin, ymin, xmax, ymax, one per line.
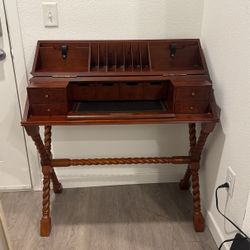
<box><xmin>193</xmin><ymin>212</ymin><xmax>205</xmax><ymax>232</ymax></box>
<box><xmin>40</xmin><ymin>217</ymin><xmax>51</xmax><ymax>237</ymax></box>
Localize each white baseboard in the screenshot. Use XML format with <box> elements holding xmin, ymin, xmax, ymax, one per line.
<box><xmin>59</xmin><ymin>172</ymin><xmax>180</xmax><ymax>189</ymax></box>
<box><xmin>206</xmin><ymin>210</ymin><xmax>230</xmax><ymax>250</ymax></box>
<box><xmin>54</xmin><ymin>166</ymin><xmax>185</xmax><ymax>189</ymax></box>
<box><xmin>0</xmin><ymin>185</ymin><xmax>31</xmax><ymax>192</ymax></box>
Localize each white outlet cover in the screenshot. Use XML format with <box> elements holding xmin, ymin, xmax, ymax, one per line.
<box><xmin>227</xmin><ymin>166</ymin><xmax>236</xmax><ymax>197</ymax></box>
<box><xmin>42</xmin><ymin>2</ymin><xmax>58</xmax><ymax>27</ymax></box>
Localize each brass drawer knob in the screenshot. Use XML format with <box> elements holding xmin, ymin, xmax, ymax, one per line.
<box><xmin>47</xmin><ymin>108</ymin><xmax>51</xmax><ymax>112</ymax></box>
<box><xmin>191</xmin><ymin>92</ymin><xmax>196</xmax><ymax>96</ymax></box>
<box><xmin>189</xmin><ymin>106</ymin><xmax>194</xmax><ymax>110</ymax></box>
<box><xmin>45</xmin><ymin>94</ymin><xmax>49</xmax><ymax>98</ymax></box>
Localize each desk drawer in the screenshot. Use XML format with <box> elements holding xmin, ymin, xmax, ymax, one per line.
<box><xmin>70</xmin><ymin>83</ymin><xmax>94</xmax><ymax>100</ymax></box>
<box><xmin>95</xmin><ymin>82</ymin><xmax>119</xmax><ymax>100</ymax></box>
<box><xmin>70</xmin><ymin>82</ymin><xmax>119</xmax><ymax>100</ymax></box>
<box><xmin>175</xmin><ymin>101</ymin><xmax>209</xmax><ymax>114</ymax></box>
<box><xmin>175</xmin><ymin>86</ymin><xmax>210</xmax><ymax>101</ymax></box>
<box><xmin>144</xmin><ymin>82</ymin><xmax>167</xmax><ymax>100</ymax></box>
<box><xmin>28</xmin><ymin>88</ymin><xmax>67</xmax><ymax>104</ymax></box>
<box><xmin>120</xmin><ymin>82</ymin><xmax>144</xmax><ymax>100</ymax></box>
<box><xmin>31</xmin><ymin>103</ymin><xmax>68</xmax><ymax>115</ymax></box>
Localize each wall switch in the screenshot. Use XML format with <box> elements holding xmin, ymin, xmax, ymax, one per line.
<box><xmin>42</xmin><ymin>2</ymin><xmax>58</xmax><ymax>27</ymax></box>
<box><xmin>226</xmin><ymin>166</ymin><xmax>236</xmax><ymax>197</ymax></box>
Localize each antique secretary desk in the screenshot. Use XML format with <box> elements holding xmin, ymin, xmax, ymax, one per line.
<box><xmin>21</xmin><ymin>39</ymin><xmax>219</xmax><ymax>236</ymax></box>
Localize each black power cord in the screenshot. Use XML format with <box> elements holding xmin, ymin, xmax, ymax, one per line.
<box><xmin>216</xmin><ymin>183</ymin><xmax>250</xmax><ymax>249</ymax></box>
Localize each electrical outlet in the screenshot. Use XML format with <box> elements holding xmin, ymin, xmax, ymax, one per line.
<box><xmin>42</xmin><ymin>2</ymin><xmax>58</xmax><ymax>27</ymax></box>
<box><xmin>226</xmin><ymin>166</ymin><xmax>236</xmax><ymax>197</ymax></box>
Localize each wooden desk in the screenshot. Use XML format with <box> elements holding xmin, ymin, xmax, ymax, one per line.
<box><xmin>21</xmin><ymin>39</ymin><xmax>219</xmax><ymax>237</ymax></box>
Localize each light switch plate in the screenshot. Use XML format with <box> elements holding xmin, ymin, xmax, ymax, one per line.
<box><xmin>42</xmin><ymin>2</ymin><xmax>58</xmax><ymax>27</ymax></box>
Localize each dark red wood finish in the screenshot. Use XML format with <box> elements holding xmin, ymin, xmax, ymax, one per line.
<box><xmin>21</xmin><ymin>39</ymin><xmax>219</xmax><ymax>237</ymax></box>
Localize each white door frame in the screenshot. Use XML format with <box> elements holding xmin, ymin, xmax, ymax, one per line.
<box><xmin>2</xmin><ymin>0</ymin><xmax>42</xmax><ymax>190</ymax></box>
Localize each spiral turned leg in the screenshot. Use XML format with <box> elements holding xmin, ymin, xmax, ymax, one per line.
<box><xmin>191</xmin><ymin>163</ymin><xmax>204</xmax><ymax>232</ymax></box>
<box><xmin>44</xmin><ymin>126</ymin><xmax>63</xmax><ymax>194</ymax></box>
<box><xmin>179</xmin><ymin>123</ymin><xmax>196</xmax><ymax>190</ymax></box>
<box><xmin>40</xmin><ymin>165</ymin><xmax>51</xmax><ymax>237</ymax></box>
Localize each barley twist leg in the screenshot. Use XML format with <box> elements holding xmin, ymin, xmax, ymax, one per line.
<box><xmin>40</xmin><ymin>165</ymin><xmax>52</xmax><ymax>236</ymax></box>
<box><xmin>24</xmin><ymin>126</ymin><xmax>52</xmax><ymax>236</ymax></box>
<box><xmin>191</xmin><ymin>163</ymin><xmax>204</xmax><ymax>232</ymax></box>
<box><xmin>44</xmin><ymin>126</ymin><xmax>63</xmax><ymax>194</ymax></box>
<box><xmin>190</xmin><ymin>123</ymin><xmax>216</xmax><ymax>232</ymax></box>
<box><xmin>179</xmin><ymin>123</ymin><xmax>196</xmax><ymax>190</ymax></box>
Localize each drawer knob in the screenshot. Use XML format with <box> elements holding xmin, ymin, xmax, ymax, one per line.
<box><xmin>191</xmin><ymin>92</ymin><xmax>196</xmax><ymax>96</ymax></box>
<box><xmin>45</xmin><ymin>94</ymin><xmax>49</xmax><ymax>98</ymax></box>
<box><xmin>47</xmin><ymin>108</ymin><xmax>51</xmax><ymax>112</ymax></box>
<box><xmin>189</xmin><ymin>106</ymin><xmax>194</xmax><ymax>110</ymax></box>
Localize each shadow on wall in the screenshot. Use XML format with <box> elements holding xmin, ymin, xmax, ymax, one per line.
<box><xmin>200</xmin><ymin>122</ymin><xmax>226</xmax><ymax>211</ymax></box>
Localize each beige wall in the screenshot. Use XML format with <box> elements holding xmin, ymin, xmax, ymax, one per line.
<box><xmin>16</xmin><ymin>0</ymin><xmax>204</xmax><ymax>188</ymax></box>
<box><xmin>201</xmin><ymin>0</ymin><xmax>250</xmax><ymax>248</ymax></box>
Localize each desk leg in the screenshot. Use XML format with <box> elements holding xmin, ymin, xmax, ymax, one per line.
<box><xmin>40</xmin><ymin>165</ymin><xmax>51</xmax><ymax>237</ymax></box>
<box><xmin>24</xmin><ymin>126</ymin><xmax>52</xmax><ymax>236</ymax></box>
<box><xmin>191</xmin><ymin>123</ymin><xmax>216</xmax><ymax>232</ymax></box>
<box><xmin>179</xmin><ymin>123</ymin><xmax>196</xmax><ymax>190</ymax></box>
<box><xmin>191</xmin><ymin>162</ymin><xmax>204</xmax><ymax>231</ymax></box>
<box><xmin>44</xmin><ymin>126</ymin><xmax>63</xmax><ymax>194</ymax></box>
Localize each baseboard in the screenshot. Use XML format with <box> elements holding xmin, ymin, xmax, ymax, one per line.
<box><xmin>56</xmin><ymin>166</ymin><xmax>185</xmax><ymax>189</ymax></box>
<box><xmin>0</xmin><ymin>185</ymin><xmax>31</xmax><ymax>192</ymax></box>
<box><xmin>206</xmin><ymin>210</ymin><xmax>230</xmax><ymax>250</ymax></box>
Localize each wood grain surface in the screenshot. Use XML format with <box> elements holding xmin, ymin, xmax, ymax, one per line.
<box><xmin>0</xmin><ymin>184</ymin><xmax>217</xmax><ymax>250</ymax></box>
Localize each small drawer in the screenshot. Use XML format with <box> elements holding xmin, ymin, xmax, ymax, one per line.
<box><xmin>70</xmin><ymin>83</ymin><xmax>95</xmax><ymax>100</ymax></box>
<box><xmin>175</xmin><ymin>101</ymin><xmax>209</xmax><ymax>114</ymax></box>
<box><xmin>175</xmin><ymin>86</ymin><xmax>211</xmax><ymax>101</ymax></box>
<box><xmin>144</xmin><ymin>82</ymin><xmax>167</xmax><ymax>100</ymax></box>
<box><xmin>120</xmin><ymin>82</ymin><xmax>144</xmax><ymax>100</ymax></box>
<box><xmin>28</xmin><ymin>88</ymin><xmax>67</xmax><ymax>104</ymax></box>
<box><xmin>94</xmin><ymin>82</ymin><xmax>119</xmax><ymax>100</ymax></box>
<box><xmin>31</xmin><ymin>103</ymin><xmax>68</xmax><ymax>115</ymax></box>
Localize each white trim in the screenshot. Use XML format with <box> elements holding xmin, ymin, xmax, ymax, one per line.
<box><xmin>206</xmin><ymin>210</ymin><xmax>230</xmax><ymax>250</ymax></box>
<box><xmin>0</xmin><ymin>185</ymin><xmax>31</xmax><ymax>192</ymax></box>
<box><xmin>243</xmin><ymin>191</ymin><xmax>250</xmax><ymax>236</ymax></box>
<box><xmin>49</xmin><ymin>166</ymin><xmax>184</xmax><ymax>189</ymax></box>
<box><xmin>3</xmin><ymin>0</ymin><xmax>41</xmax><ymax>190</ymax></box>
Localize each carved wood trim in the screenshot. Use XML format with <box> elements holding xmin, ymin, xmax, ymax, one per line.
<box><xmin>179</xmin><ymin>123</ymin><xmax>196</xmax><ymax>189</ymax></box>
<box><xmin>44</xmin><ymin>125</ymin><xmax>52</xmax><ymax>157</ymax></box>
<box><xmin>191</xmin><ymin>122</ymin><xmax>216</xmax><ymax>162</ymax></box>
<box><xmin>190</xmin><ymin>162</ymin><xmax>205</xmax><ymax>231</ymax></box>
<box><xmin>24</xmin><ymin>126</ymin><xmax>50</xmax><ymax>166</ymax></box>
<box><xmin>51</xmin><ymin>156</ymin><xmax>191</xmax><ymax>167</ymax></box>
<box><xmin>44</xmin><ymin>125</ymin><xmax>63</xmax><ymax>194</ymax></box>
<box><xmin>41</xmin><ymin>165</ymin><xmax>51</xmax><ymax>219</ymax></box>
